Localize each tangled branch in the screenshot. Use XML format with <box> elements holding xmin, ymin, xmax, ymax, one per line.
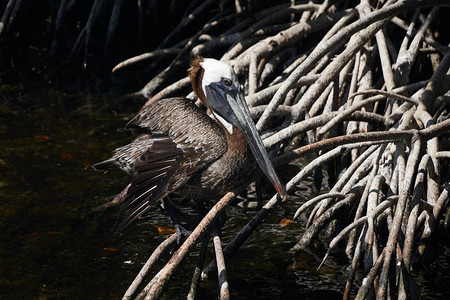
<box><xmin>7</xmin><ymin>0</ymin><xmax>444</xmax><ymax>298</ymax></box>
<box><xmin>105</xmin><ymin>0</ymin><xmax>450</xmax><ymax>299</ymax></box>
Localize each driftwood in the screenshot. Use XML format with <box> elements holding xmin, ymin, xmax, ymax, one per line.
<box><xmin>4</xmin><ymin>0</ymin><xmax>448</xmax><ymax>299</ymax></box>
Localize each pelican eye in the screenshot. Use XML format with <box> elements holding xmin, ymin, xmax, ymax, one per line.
<box><xmin>222</xmin><ymin>78</ymin><xmax>232</xmax><ymax>86</ymax></box>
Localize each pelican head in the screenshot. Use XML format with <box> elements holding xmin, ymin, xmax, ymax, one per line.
<box><xmin>190</xmin><ymin>57</ymin><xmax>285</xmax><ymax>196</ymax></box>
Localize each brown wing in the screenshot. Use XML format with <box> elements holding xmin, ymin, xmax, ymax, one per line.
<box><xmin>94</xmin><ymin>97</ymin><xmax>227</xmax><ymax>230</ymax></box>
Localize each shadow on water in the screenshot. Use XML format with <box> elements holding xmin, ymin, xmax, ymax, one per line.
<box><xmin>1</xmin><ymin>77</ymin><xmax>449</xmax><ymax>299</ymax></box>
<box><xmin>0</xmin><ymin>83</ymin><xmax>136</xmax><ymax>298</ymax></box>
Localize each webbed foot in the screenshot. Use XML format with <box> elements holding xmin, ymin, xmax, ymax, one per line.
<box><xmin>175</xmin><ymin>224</ymin><xmax>192</xmax><ymax>244</ymax></box>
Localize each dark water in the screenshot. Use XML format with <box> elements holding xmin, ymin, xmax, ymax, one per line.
<box><xmin>0</xmin><ymin>82</ymin><xmax>448</xmax><ymax>299</ymax></box>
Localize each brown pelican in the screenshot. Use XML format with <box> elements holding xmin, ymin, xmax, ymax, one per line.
<box><xmin>94</xmin><ymin>56</ymin><xmax>285</xmax><ymax>231</ymax></box>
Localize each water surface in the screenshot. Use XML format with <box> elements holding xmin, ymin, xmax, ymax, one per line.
<box><xmin>0</xmin><ymin>80</ymin><xmax>448</xmax><ymax>299</ymax></box>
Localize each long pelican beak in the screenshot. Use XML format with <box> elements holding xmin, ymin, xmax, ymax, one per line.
<box><xmin>205</xmin><ymin>82</ymin><xmax>286</xmax><ymax>197</ymax></box>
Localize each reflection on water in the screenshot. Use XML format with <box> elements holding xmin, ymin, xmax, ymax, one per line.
<box><xmin>0</xmin><ymin>83</ymin><xmax>448</xmax><ymax>299</ymax></box>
